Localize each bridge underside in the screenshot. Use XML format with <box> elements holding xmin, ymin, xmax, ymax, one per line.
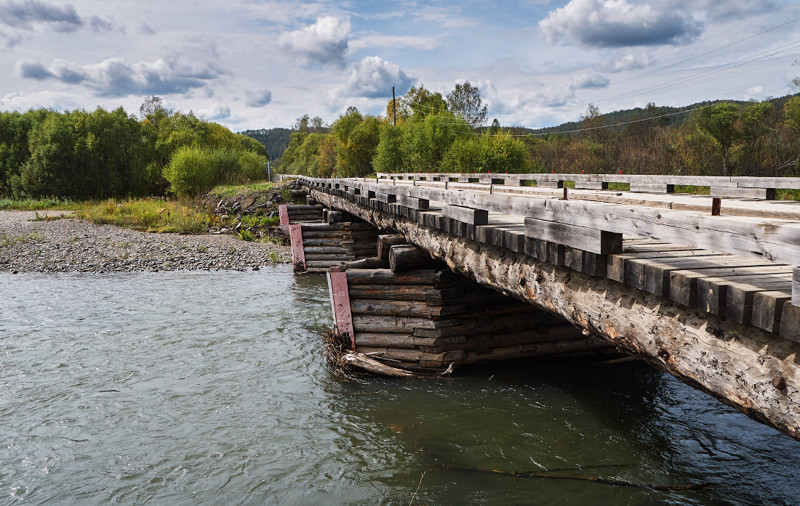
<box><xmin>309</xmin><ymin>188</ymin><xmax>800</xmax><ymax>442</ymax></box>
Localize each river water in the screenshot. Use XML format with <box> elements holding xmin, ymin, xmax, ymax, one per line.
<box><xmin>1</xmin><ymin>266</ymin><xmax>799</xmax><ymax>505</ymax></box>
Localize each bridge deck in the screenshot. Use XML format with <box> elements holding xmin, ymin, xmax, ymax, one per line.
<box><xmin>300</xmin><ymin>175</ymin><xmax>800</xmax><ymax>342</ymax></box>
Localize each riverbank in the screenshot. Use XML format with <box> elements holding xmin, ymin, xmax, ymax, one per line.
<box><xmin>0</xmin><ymin>211</ymin><xmax>291</xmax><ymax>273</ymax></box>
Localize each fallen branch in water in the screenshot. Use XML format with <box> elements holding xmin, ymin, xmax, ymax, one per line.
<box><xmin>408</xmin><ymin>470</ymin><xmax>426</xmax><ymax>506</ymax></box>
<box><xmin>442</xmin><ymin>465</ymin><xmax>711</xmax><ymax>492</ymax></box>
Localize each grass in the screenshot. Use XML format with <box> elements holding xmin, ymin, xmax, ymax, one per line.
<box><xmin>0</xmin><ymin>197</ymin><xmax>94</xmax><ymax>211</ymax></box>
<box><xmin>207</xmin><ymin>181</ymin><xmax>275</xmax><ymax>197</ymax></box>
<box><xmin>79</xmin><ymin>199</ymin><xmax>219</xmax><ymax>234</ymax></box>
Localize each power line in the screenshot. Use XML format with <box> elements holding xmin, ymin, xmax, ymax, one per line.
<box><xmin>611</xmin><ymin>16</ymin><xmax>800</xmax><ymax>87</ymax></box>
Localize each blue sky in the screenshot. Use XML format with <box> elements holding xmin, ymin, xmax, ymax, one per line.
<box><xmin>1</xmin><ymin>0</ymin><xmax>798</xmax><ymax>130</ymax></box>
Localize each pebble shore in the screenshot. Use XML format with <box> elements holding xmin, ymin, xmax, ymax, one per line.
<box><xmin>0</xmin><ymin>211</ymin><xmax>292</xmax><ymax>273</ymax></box>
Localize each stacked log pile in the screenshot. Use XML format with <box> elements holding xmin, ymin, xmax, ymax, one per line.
<box><xmin>302</xmin><ymin>222</ymin><xmax>379</xmax><ymax>271</ymax></box>
<box><xmin>285</xmin><ymin>204</ymin><xmax>323</xmax><ymax>223</ymax></box>
<box><xmin>345</xmin><ymin>264</ymin><xmax>609</xmax><ymax>371</ymax></box>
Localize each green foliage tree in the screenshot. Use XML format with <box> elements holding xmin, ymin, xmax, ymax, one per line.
<box><xmin>695</xmin><ymin>103</ymin><xmax>740</xmax><ymax>175</ymax></box>
<box><xmin>446</xmin><ymin>81</ymin><xmax>487</xmax><ymax>128</ymax></box>
<box><xmin>373</xmin><ymin>125</ymin><xmax>405</xmax><ymax>173</ymax></box>
<box><xmin>338</xmin><ymin>116</ymin><xmax>381</xmax><ymax>177</ymax></box>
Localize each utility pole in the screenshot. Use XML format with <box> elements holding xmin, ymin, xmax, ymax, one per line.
<box><xmin>266</xmin><ymin>161</ymin><xmax>271</xmax><ymax>182</ymax></box>
<box><xmin>392</xmin><ymin>86</ymin><xmax>396</xmax><ymax>127</ymax></box>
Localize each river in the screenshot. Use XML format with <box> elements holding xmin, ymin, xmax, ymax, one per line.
<box><xmin>1</xmin><ymin>266</ymin><xmax>799</xmax><ymax>505</ymax></box>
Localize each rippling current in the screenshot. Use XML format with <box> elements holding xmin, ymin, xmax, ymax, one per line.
<box><xmin>1</xmin><ymin>266</ymin><xmax>799</xmax><ymax>505</ymax></box>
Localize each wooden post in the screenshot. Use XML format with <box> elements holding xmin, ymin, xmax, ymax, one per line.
<box><xmin>793</xmin><ymin>267</ymin><xmax>799</xmax><ymax>307</ymax></box>
<box><xmin>328</xmin><ymin>268</ymin><xmax>355</xmax><ymax>350</ymax></box>
<box><xmin>712</xmin><ymin>197</ymin><xmax>722</xmax><ymax>216</ymax></box>
<box><xmin>278</xmin><ymin>204</ymin><xmax>290</xmax><ymax>228</ymax></box>
<box><xmin>289</xmin><ymin>224</ymin><xmax>306</xmax><ymax>272</ymax></box>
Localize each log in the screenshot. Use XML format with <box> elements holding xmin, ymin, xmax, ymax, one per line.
<box><xmin>349</xmin><ymin>299</ymin><xmax>467</xmax><ymax>317</ymax></box>
<box><xmin>358</xmin><ymin>346</ymin><xmax>466</xmax><ymax>363</ymax></box>
<box><xmin>390</xmin><ymin>244</ymin><xmax>432</xmax><ymax>272</ymax></box>
<box><xmin>346</xmin><ymin>268</ymin><xmax>445</xmax><ymax>285</ymax></box>
<box><xmin>342</xmin><ymin>257</ymin><xmax>387</xmax><ymax>270</ymax></box>
<box><xmin>342</xmin><ymin>352</ymin><xmax>417</xmax><ymax>377</ymax></box>
<box><xmin>352</xmin><ymin>314</ymin><xmax>461</xmax><ymax>332</ymax></box>
<box><xmin>348</xmin><ymin>284</ymin><xmax>447</xmax><ymax>301</ymax></box>
<box><xmin>354</xmin><ymin>332</ymin><xmax>416</xmax><ymax>348</ymax></box>
<box><xmin>378</xmin><ymin>234</ymin><xmax>407</xmax><ymax>260</ymax></box>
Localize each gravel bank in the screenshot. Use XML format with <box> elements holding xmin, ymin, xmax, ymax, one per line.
<box><xmin>0</xmin><ymin>211</ymin><xmax>292</xmax><ymax>273</ymax></box>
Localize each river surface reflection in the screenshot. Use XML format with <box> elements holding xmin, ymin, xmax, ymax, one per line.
<box><xmin>1</xmin><ymin>267</ymin><xmax>799</xmax><ymax>504</ymax></box>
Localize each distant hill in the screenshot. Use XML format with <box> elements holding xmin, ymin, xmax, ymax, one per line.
<box><xmin>508</xmin><ymin>95</ymin><xmax>795</xmax><ymax>136</ymax></box>
<box><xmin>239</xmin><ymin>128</ymin><xmax>292</xmax><ymax>162</ymax></box>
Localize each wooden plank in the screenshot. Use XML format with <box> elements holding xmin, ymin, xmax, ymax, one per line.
<box><xmin>669</xmin><ymin>264</ymin><xmax>791</xmax><ymax>307</ymax></box>
<box><xmin>289</xmin><ymin>224</ymin><xmax>306</xmax><ymax>272</ymax></box>
<box><xmin>727</xmin><ymin>279</ymin><xmax>793</xmax><ymax>325</ymax></box>
<box><xmin>779</xmin><ymin>303</ymin><xmax>800</xmax><ymax>342</ymax></box>
<box><xmin>354</xmin><ymin>332</ymin><xmax>416</xmax><ymax>349</ymax></box>
<box><xmin>751</xmin><ymin>291</ymin><xmax>791</xmax><ymax>333</ymax></box>
<box><xmin>710</xmin><ymin>187</ymin><xmax>776</xmax><ymax>199</ymax></box>
<box><xmin>398</xmin><ymin>195</ymin><xmax>429</xmax><ymax>210</ymax></box>
<box><xmin>574</xmin><ymin>181</ymin><xmax>608</xmax><ymax>190</ymax></box>
<box><xmin>525</xmin><ymin>217</ymin><xmax>622</xmax><ymax>255</ymax></box>
<box><xmin>630</xmin><ymin>183</ymin><xmax>674</xmax><ymax>193</ymax></box>
<box><xmin>697</xmin><ymin>274</ymin><xmax>791</xmax><ymax>317</ymax></box>
<box><xmin>377</xmin><ymin>192</ymin><xmax>396</xmax><ymax>203</ymax></box>
<box><xmin>640</xmin><ymin>257</ymin><xmax>782</xmax><ymax>297</ymax></box>
<box><xmin>440</xmin><ymin>204</ymin><xmax>489</xmax><ymax>225</ymax></box>
<box><xmin>527</xmin><ymin>198</ymin><xmax>800</xmax><ymax>265</ymax></box>
<box><xmin>328</xmin><ymin>269</ymin><xmax>354</xmax><ymax>349</ymax></box>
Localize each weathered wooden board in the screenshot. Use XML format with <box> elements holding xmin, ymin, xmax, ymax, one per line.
<box><xmin>710</xmin><ymin>187</ymin><xmax>776</xmax><ymax>199</ymax></box>
<box><xmin>751</xmin><ymin>290</ymin><xmax>791</xmax><ymax>333</ymax></box>
<box><xmin>524</xmin><ymin>218</ymin><xmax>622</xmax><ymax>255</ymax></box>
<box><xmin>346</xmin><ymin>268</ymin><xmax>445</xmax><ymax>285</ymax></box>
<box><xmin>289</xmin><ymin>224</ymin><xmax>306</xmax><ymax>272</ymax></box>
<box><xmin>328</xmin><ymin>269</ymin><xmax>354</xmax><ymax>349</ymax></box>
<box><xmin>440</xmin><ymin>204</ymin><xmax>489</xmax><ymax>225</ymax></box>
<box><xmin>726</xmin><ymin>278</ymin><xmax>794</xmax><ymax>324</ymax></box>
<box><xmin>350</xmin><ymin>299</ymin><xmax>467</xmax><ymax>317</ymax></box>
<box><xmin>669</xmin><ymin>264</ymin><xmax>792</xmax><ymax>307</ymax></box>
<box><xmin>352</xmin><ymin>314</ymin><xmax>460</xmax><ymax>332</ymax></box>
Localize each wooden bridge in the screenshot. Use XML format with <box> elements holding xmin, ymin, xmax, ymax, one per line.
<box><xmin>286</xmin><ymin>172</ymin><xmax>800</xmax><ymax>441</ymax></box>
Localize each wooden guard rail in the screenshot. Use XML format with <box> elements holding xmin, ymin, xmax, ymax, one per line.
<box><xmin>298</xmin><ymin>175</ymin><xmax>800</xmax><ymax>326</ymax></box>
<box><xmin>376</xmin><ymin>172</ymin><xmax>800</xmax><ymax>199</ymax></box>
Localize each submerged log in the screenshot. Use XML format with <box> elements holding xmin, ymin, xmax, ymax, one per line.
<box><xmin>342</xmin><ymin>352</ymin><xmax>417</xmax><ymax>377</ymax></box>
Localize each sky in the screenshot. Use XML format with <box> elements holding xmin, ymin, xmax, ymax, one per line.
<box><xmin>1</xmin><ymin>0</ymin><xmax>799</xmax><ymax>131</ymax></box>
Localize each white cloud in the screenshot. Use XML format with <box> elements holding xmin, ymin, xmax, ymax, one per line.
<box><xmin>277</xmin><ymin>16</ymin><xmax>350</xmax><ymax>69</ymax></box>
<box><xmin>198</xmin><ymin>103</ymin><xmax>231</xmax><ymax>121</ymax></box>
<box><xmin>747</xmin><ymin>85</ymin><xmax>764</xmax><ymax>96</ymax></box>
<box><xmin>17</xmin><ymin>57</ymin><xmax>224</xmax><ymax>96</ymax></box>
<box><xmin>598</xmin><ymin>51</ymin><xmax>654</xmax><ymax>72</ymax></box>
<box><xmin>539</xmin><ymin>0</ymin><xmax>701</xmax><ymax>48</ymax></box>
<box><xmin>349</xmin><ymin>34</ymin><xmax>440</xmax><ymax>52</ymax></box>
<box><xmin>335</xmin><ymin>56</ymin><xmax>414</xmax><ymax>99</ymax></box>
<box><xmin>245</xmin><ymin>88</ymin><xmax>272</xmax><ymax>107</ymax></box>
<box><xmin>570</xmin><ymin>73</ymin><xmax>610</xmax><ymax>89</ymax></box>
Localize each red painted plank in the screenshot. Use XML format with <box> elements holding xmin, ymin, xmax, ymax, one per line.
<box><xmin>328</xmin><ymin>268</ymin><xmax>355</xmax><ymax>350</ymax></box>
<box><xmin>278</xmin><ymin>204</ymin><xmax>290</xmax><ymax>228</ymax></box>
<box><xmin>289</xmin><ymin>224</ymin><xmax>306</xmax><ymax>272</ymax></box>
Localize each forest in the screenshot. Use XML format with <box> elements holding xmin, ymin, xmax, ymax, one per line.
<box><xmin>0</xmin><ymin>96</ymin><xmax>268</xmax><ymax>199</ymax></box>
<box><xmin>277</xmin><ymin>82</ymin><xmax>800</xmax><ymax>179</ymax></box>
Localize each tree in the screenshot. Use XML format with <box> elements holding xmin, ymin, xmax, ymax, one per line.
<box><xmin>488</xmin><ymin>118</ymin><xmax>500</xmax><ymax>135</ymax></box>
<box><xmin>446</xmin><ymin>81</ymin><xmax>487</xmax><ymax>129</ymax></box>
<box><xmin>139</xmin><ymin>95</ymin><xmax>165</xmax><ymax>118</ymax></box>
<box><xmin>695</xmin><ymin>103</ymin><xmax>740</xmax><ymax>175</ymax></box>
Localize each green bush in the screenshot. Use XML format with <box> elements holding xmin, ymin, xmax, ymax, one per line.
<box><xmin>163</xmin><ymin>146</ymin><xmax>218</xmax><ymax>196</ymax></box>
